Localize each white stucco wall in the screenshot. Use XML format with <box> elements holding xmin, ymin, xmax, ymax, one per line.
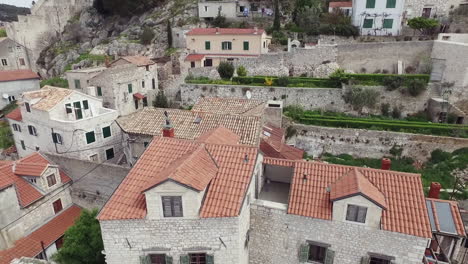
<box><xmin>0</xmin><ymin>79</ymin><xmax>40</xmax><ymax>109</ymax></box>
<box><xmin>352</xmin><ymin>0</ymin><xmax>405</xmax><ymax>35</ymax></box>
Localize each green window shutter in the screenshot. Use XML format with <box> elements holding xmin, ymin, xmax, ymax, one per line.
<box><xmin>97</xmin><ymin>86</ymin><xmax>102</xmax><ymax>96</ymax></box>
<box><xmin>324</xmin><ymin>249</ymin><xmax>335</xmax><ymax>264</ymax></box>
<box><xmin>363</xmin><ymin>19</ymin><xmax>374</xmax><ymax>28</ymax></box>
<box><xmin>361</xmin><ymin>256</ymin><xmax>370</xmax><ymax>264</ymax></box>
<box><xmin>298</xmin><ymin>244</ymin><xmax>310</xmax><ymax>263</ymax></box>
<box><xmin>102</xmin><ymin>126</ymin><xmax>111</xmax><ymax>138</ymax></box>
<box><xmin>243</xmin><ymin>41</ymin><xmax>249</xmax><ymax>50</ymax></box>
<box><xmin>86</xmin><ymin>131</ymin><xmax>95</xmax><ymax>144</ymax></box>
<box><xmin>139</xmin><ymin>256</ymin><xmax>150</xmax><ymax>264</ymax></box>
<box><xmin>83</xmin><ymin>100</ymin><xmax>89</xmax><ymax>110</ymax></box>
<box><xmin>128</xmin><ymin>84</ymin><xmax>133</xmax><ymax>93</ymax></box>
<box><xmin>65</xmin><ymin>103</ymin><xmax>72</xmax><ymax>114</ymax></box>
<box><xmin>383</xmin><ymin>19</ymin><xmax>394</xmax><ymax>29</ymax></box>
<box><xmin>205</xmin><ymin>41</ymin><xmax>211</xmax><ymax>50</ymax></box>
<box><xmin>386</xmin><ymin>0</ymin><xmax>396</xmax><ymax>8</ymax></box>
<box><xmin>206</xmin><ymin>254</ymin><xmax>214</xmax><ymax>264</ymax></box>
<box><xmin>73</xmin><ymin>101</ymin><xmax>83</xmax><ymax>119</ymax></box>
<box><xmin>165</xmin><ymin>255</ymin><xmax>173</xmax><ymax>264</ymax></box>
<box><xmin>74</xmin><ymin>79</ymin><xmax>81</xmax><ymax>89</ymax></box>
<box><xmin>180</xmin><ymin>255</ymin><xmax>189</xmax><ymax>264</ymax></box>
<box><xmin>366</xmin><ymin>0</ymin><xmax>375</xmax><ymax>8</ymax></box>
<box><xmin>228</xmin><ymin>42</ymin><xmax>232</xmax><ymax>50</ymax></box>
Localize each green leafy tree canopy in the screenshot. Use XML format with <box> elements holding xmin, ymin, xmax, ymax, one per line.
<box><xmin>407</xmin><ymin>17</ymin><xmax>439</xmax><ymax>35</ymax></box>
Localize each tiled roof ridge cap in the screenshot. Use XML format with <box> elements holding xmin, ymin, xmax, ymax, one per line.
<box><xmin>203</xmin><ymin>144</ymin><xmax>220</xmax><ymax>169</ymax></box>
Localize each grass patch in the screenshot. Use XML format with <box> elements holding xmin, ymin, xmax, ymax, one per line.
<box><xmin>0</xmin><ymin>29</ymin><xmax>6</xmax><ymax>38</ymax></box>
<box><xmin>40</xmin><ymin>77</ymin><xmax>69</xmax><ymax>88</ymax></box>
<box><xmin>53</xmin><ymin>41</ymin><xmax>79</xmax><ymax>55</ymax></box>
<box><xmin>0</xmin><ymin>121</ymin><xmax>13</xmax><ymax>149</ymax></box>
<box><xmin>0</xmin><ymin>103</ymin><xmax>18</xmax><ymax>116</ymax></box>
<box><xmin>64</xmin><ymin>53</ymin><xmax>108</xmax><ymax>72</ymax></box>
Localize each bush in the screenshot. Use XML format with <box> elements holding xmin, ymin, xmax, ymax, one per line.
<box><xmin>153</xmin><ymin>90</ymin><xmax>168</xmax><ymax>108</ymax></box>
<box><xmin>391</xmin><ymin>107</ymin><xmax>401</xmax><ymax>119</ymax></box>
<box><xmin>237</xmin><ymin>66</ymin><xmax>247</xmax><ymax>77</ymax></box>
<box><xmin>283</xmin><ymin>105</ymin><xmax>304</xmax><ymax>120</ymax></box>
<box><xmin>383</xmin><ymin>76</ymin><xmax>405</xmax><ymax>91</ymax></box>
<box><xmin>276</xmin><ymin>76</ymin><xmax>289</xmax><ymax>87</ymax></box>
<box><xmin>430</xmin><ymin>149</ymin><xmax>452</xmax><ymax>163</ymax></box>
<box><xmin>343</xmin><ymin>87</ymin><xmax>380</xmax><ymax>112</ymax></box>
<box><xmin>212</xmin><ymin>14</ymin><xmax>230</xmax><ymax>28</ymax></box>
<box><xmin>319</xmin><ymin>24</ymin><xmax>359</xmax><ymax>37</ymax></box>
<box><xmin>140</xmin><ymin>27</ymin><xmax>155</xmax><ymax>45</ymax></box>
<box><xmin>217</xmin><ymin>62</ymin><xmax>235</xmax><ymax>79</ymax></box>
<box><xmin>329</xmin><ymin>69</ymin><xmax>349</xmax><ymax>83</ymax></box>
<box><xmin>40</xmin><ymin>77</ymin><xmax>69</xmax><ymax>88</ymax></box>
<box><xmin>407</xmin><ymin>17</ymin><xmax>439</xmax><ymax>35</ymax></box>
<box><xmin>381</xmin><ymin>103</ymin><xmax>391</xmax><ymax>117</ymax></box>
<box><xmin>264</xmin><ymin>77</ymin><xmax>274</xmax><ymax>86</ymax></box>
<box><xmin>0</xmin><ymin>29</ymin><xmax>6</xmax><ymax>38</ymax></box>
<box><xmin>405</xmin><ymin>79</ymin><xmax>427</xmax><ymax>96</ymax></box>
<box><xmin>272</xmin><ymin>31</ymin><xmax>288</xmax><ymax>45</ymax></box>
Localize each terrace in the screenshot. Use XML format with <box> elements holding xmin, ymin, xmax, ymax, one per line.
<box><xmin>258</xmin><ymin>163</ymin><xmax>293</xmax><ymax>206</ymax></box>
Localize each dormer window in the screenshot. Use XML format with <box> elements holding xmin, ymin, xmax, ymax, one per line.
<box><xmin>162</xmin><ymin>196</ymin><xmax>183</xmax><ymax>217</ymax></box>
<box><xmin>47</xmin><ymin>174</ymin><xmax>57</xmax><ymax>187</ymax></box>
<box><xmin>28</xmin><ymin>178</ymin><xmax>37</xmax><ymax>184</ymax></box>
<box><xmin>346</xmin><ymin>204</ymin><xmax>367</xmax><ymax>223</ymax></box>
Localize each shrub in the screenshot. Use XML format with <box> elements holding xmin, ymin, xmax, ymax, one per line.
<box><xmin>405</xmin><ymin>66</ymin><xmax>416</xmax><ymax>74</ymax></box>
<box><xmin>212</xmin><ymin>13</ymin><xmax>230</xmax><ymax>28</ymax></box>
<box><xmin>272</xmin><ymin>31</ymin><xmax>288</xmax><ymax>45</ymax></box>
<box><xmin>329</xmin><ymin>69</ymin><xmax>349</xmax><ymax>83</ymax></box>
<box><xmin>0</xmin><ymin>29</ymin><xmax>6</xmax><ymax>38</ymax></box>
<box><xmin>140</xmin><ymin>27</ymin><xmax>155</xmax><ymax>45</ymax></box>
<box><xmin>284</xmin><ymin>105</ymin><xmax>304</xmax><ymax>120</ymax></box>
<box><xmin>381</xmin><ymin>103</ymin><xmax>391</xmax><ymax>117</ymax></box>
<box><xmin>153</xmin><ymin>91</ymin><xmax>169</xmax><ymax>108</ymax></box>
<box><xmin>217</xmin><ymin>62</ymin><xmax>235</xmax><ymax>79</ymax></box>
<box><xmin>264</xmin><ymin>77</ymin><xmax>274</xmax><ymax>86</ymax></box>
<box><xmin>405</xmin><ymin>79</ymin><xmax>427</xmax><ymax>96</ymax></box>
<box><xmin>276</xmin><ymin>76</ymin><xmax>289</xmax><ymax>87</ymax></box>
<box><xmin>430</xmin><ymin>149</ymin><xmax>452</xmax><ymax>163</ymax></box>
<box><xmin>319</xmin><ymin>24</ymin><xmax>359</xmax><ymax>37</ymax></box>
<box><xmin>40</xmin><ymin>77</ymin><xmax>69</xmax><ymax>88</ymax></box>
<box><xmin>391</xmin><ymin>107</ymin><xmax>401</xmax><ymax>119</ymax></box>
<box><xmin>237</xmin><ymin>66</ymin><xmax>247</xmax><ymax>77</ymax></box>
<box><xmin>407</xmin><ymin>17</ymin><xmax>439</xmax><ymax>35</ymax></box>
<box><xmin>383</xmin><ymin>76</ymin><xmax>405</xmax><ymax>91</ymax></box>
<box><xmin>343</xmin><ymin>87</ymin><xmax>379</xmax><ymax>112</ymax></box>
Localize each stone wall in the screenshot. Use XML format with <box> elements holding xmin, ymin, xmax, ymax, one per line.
<box><xmin>249</xmin><ymin>202</ymin><xmax>429</xmax><ymax>264</ymax></box>
<box><xmin>289</xmin><ymin>123</ymin><xmax>468</xmax><ymax>161</ymax></box>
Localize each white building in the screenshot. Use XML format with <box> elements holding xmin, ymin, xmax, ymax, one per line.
<box><xmin>351</xmin><ymin>0</ymin><xmax>405</xmax><ymax>35</ymax></box>
<box><xmin>0</xmin><ymin>38</ymin><xmax>32</xmax><ymax>71</ymax></box>
<box><xmin>197</xmin><ymin>0</ymin><xmax>273</xmax><ymax>20</ymax></box>
<box><xmin>67</xmin><ymin>56</ymin><xmax>158</xmax><ymax>117</ymax></box>
<box><xmin>0</xmin><ymin>70</ymin><xmax>40</xmax><ymax>109</ymax></box>
<box><xmin>6</xmin><ymin>86</ymin><xmax>122</xmax><ymax>164</ymax></box>
<box><xmin>0</xmin><ymin>152</ymin><xmax>81</xmax><ymax>262</ymax></box>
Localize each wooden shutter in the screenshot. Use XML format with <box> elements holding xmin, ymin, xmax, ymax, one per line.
<box><xmin>357</xmin><ymin>207</ymin><xmax>367</xmax><ymax>223</ymax></box>
<box><xmin>180</xmin><ymin>255</ymin><xmax>189</xmax><ymax>264</ymax></box>
<box><xmin>139</xmin><ymin>255</ymin><xmax>150</xmax><ymax>264</ymax></box>
<box><xmin>298</xmin><ymin>244</ymin><xmax>310</xmax><ymax>262</ymax></box>
<box><xmin>128</xmin><ymin>84</ymin><xmax>133</xmax><ymax>93</ymax></box>
<box><xmin>173</xmin><ymin>196</ymin><xmax>183</xmax><ymax>217</ymax></box>
<box><xmin>165</xmin><ymin>255</ymin><xmax>173</xmax><ymax>264</ymax></box>
<box><xmin>346</xmin><ymin>205</ymin><xmax>357</xmax><ymax>221</ymax></box>
<box><xmin>386</xmin><ymin>0</ymin><xmax>396</xmax><ymax>8</ymax></box>
<box><xmin>97</xmin><ymin>87</ymin><xmax>102</xmax><ymax>96</ymax></box>
<box><xmin>243</xmin><ymin>41</ymin><xmax>249</xmax><ymax>50</ymax></box>
<box><xmin>205</xmin><ymin>41</ymin><xmax>211</xmax><ymax>50</ymax></box>
<box><xmin>361</xmin><ymin>256</ymin><xmax>370</xmax><ymax>264</ymax></box>
<box><xmin>103</xmin><ymin>126</ymin><xmax>112</xmax><ymax>138</ymax></box>
<box><xmin>366</xmin><ymin>0</ymin><xmax>375</xmax><ymax>8</ymax></box>
<box><xmin>206</xmin><ymin>254</ymin><xmax>214</xmax><ymax>264</ymax></box>
<box><xmin>324</xmin><ymin>249</ymin><xmax>335</xmax><ymax>264</ymax></box>
<box><xmin>383</xmin><ymin>19</ymin><xmax>393</xmax><ymax>29</ymax></box>
<box><xmin>86</xmin><ymin>131</ymin><xmax>96</xmax><ymax>144</ymax></box>
<box><xmin>162</xmin><ymin>196</ymin><xmax>173</xmax><ymax>217</ymax></box>
<box><xmin>74</xmin><ymin>101</ymin><xmax>83</xmax><ymax>119</ymax></box>
<box><xmin>65</xmin><ymin>103</ymin><xmax>72</xmax><ymax>113</ymax></box>
<box><xmin>83</xmin><ymin>100</ymin><xmax>89</xmax><ymax>110</ymax></box>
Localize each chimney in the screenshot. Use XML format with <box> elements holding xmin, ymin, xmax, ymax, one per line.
<box><xmin>254</xmin><ymin>27</ymin><xmax>258</xmax><ymax>34</ymax></box>
<box><xmin>162</xmin><ymin>110</ymin><xmax>174</xmax><ymax>137</ymax></box>
<box><xmin>215</xmin><ymin>27</ymin><xmax>220</xmax><ymax>34</ymax></box>
<box><xmin>381</xmin><ymin>158</ymin><xmax>391</xmax><ymax>170</ymax></box>
<box><xmin>105</xmin><ymin>56</ymin><xmax>111</xmax><ymax>68</ymax></box>
<box><xmin>428</xmin><ymin>182</ymin><xmax>441</xmax><ymax>199</ymax></box>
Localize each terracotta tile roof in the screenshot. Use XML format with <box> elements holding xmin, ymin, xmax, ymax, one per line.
<box><xmin>187</xmin><ymin>28</ymin><xmax>266</xmax><ymax>36</ymax></box>
<box><xmin>0</xmin><ymin>70</ymin><xmax>39</xmax><ymax>82</ymax></box>
<box><xmin>426</xmin><ymin>198</ymin><xmax>466</xmax><ymax>237</ymax></box>
<box><xmin>263</xmin><ymin>158</ymin><xmax>432</xmax><ymax>238</ymax></box>
<box><xmin>99</xmin><ymin>135</ymin><xmax>258</xmax><ymax>220</ymax></box>
<box><xmin>329</xmin><ymin>1</ymin><xmax>352</xmax><ymax>8</ymax></box>
<box><xmin>5</xmin><ymin>107</ymin><xmax>22</xmax><ymax>121</ymax></box>
<box><xmin>185</xmin><ymin>54</ymin><xmax>205</xmax><ymax>61</ymax></box>
<box><xmin>142</xmin><ymin>145</ymin><xmax>218</xmax><ymax>192</ymax></box>
<box><xmin>329</xmin><ymin>168</ymin><xmax>387</xmax><ymax>209</ymax></box>
<box><xmin>0</xmin><ymin>205</ymin><xmax>82</xmax><ymax>264</ymax></box>
<box><xmin>260</xmin><ymin>125</ymin><xmax>304</xmax><ymax>160</ymax></box>
<box><xmin>14</xmin><ymin>163</ymin><xmax>48</xmax><ymax>177</ymax></box>
<box><xmin>197</xmin><ymin>126</ymin><xmax>240</xmax><ymax>145</ymax></box>
<box><xmin>192</xmin><ymin>97</ymin><xmax>265</xmax><ymax>117</ymax></box>
<box><xmin>22</xmin><ymin>86</ymin><xmax>73</xmax><ymax>111</ymax></box>
<box><xmin>118</xmin><ymin>56</ymin><xmax>155</xmax><ymax>66</ymax></box>
<box><xmin>117</xmin><ymin>108</ymin><xmax>262</xmax><ymax>146</ymax></box>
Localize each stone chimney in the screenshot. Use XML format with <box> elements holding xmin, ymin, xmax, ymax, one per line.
<box><xmin>215</xmin><ymin>27</ymin><xmax>220</xmax><ymax>34</ymax></box>
<box><xmin>254</xmin><ymin>27</ymin><xmax>258</xmax><ymax>34</ymax></box>
<box><xmin>428</xmin><ymin>182</ymin><xmax>441</xmax><ymax>199</ymax></box>
<box><xmin>162</xmin><ymin>110</ymin><xmax>174</xmax><ymax>137</ymax></box>
<box><xmin>381</xmin><ymin>158</ymin><xmax>391</xmax><ymax>170</ymax></box>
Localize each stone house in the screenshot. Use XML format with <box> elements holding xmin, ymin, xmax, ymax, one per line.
<box><xmin>0</xmin><ymin>38</ymin><xmax>32</xmax><ymax>71</ymax></box>
<box><xmin>0</xmin><ymin>152</ymin><xmax>81</xmax><ymax>262</ymax></box>
<box><xmin>198</xmin><ymin>0</ymin><xmax>273</xmax><ymax>19</ymax></box>
<box><xmin>0</xmin><ymin>70</ymin><xmax>40</xmax><ymax>109</ymax></box>
<box><xmin>85</xmin><ymin>56</ymin><xmax>158</xmax><ymax>117</ymax></box>
<box><xmin>351</xmin><ymin>0</ymin><xmax>406</xmax><ymax>35</ymax></box>
<box><xmin>403</xmin><ymin>0</ymin><xmax>465</xmax><ymax>20</ymax></box>
<box><xmin>65</xmin><ymin>66</ymin><xmax>106</xmax><ymax>91</ymax></box>
<box><xmin>5</xmin><ymin>86</ymin><xmax>122</xmax><ymax>164</ymax></box>
<box><xmin>185</xmin><ymin>28</ymin><xmax>271</xmax><ymax>68</ymax></box>
<box><xmin>328</xmin><ymin>2</ymin><xmax>353</xmax><ymax>16</ymax></box>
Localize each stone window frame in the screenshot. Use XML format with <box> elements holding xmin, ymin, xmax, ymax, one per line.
<box><xmin>361</xmin><ymin>253</ymin><xmax>395</xmax><ymax>264</ymax></box>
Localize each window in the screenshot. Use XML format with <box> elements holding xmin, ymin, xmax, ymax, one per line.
<box><xmin>386</xmin><ymin>0</ymin><xmax>396</xmax><ymax>8</ymax></box>
<box><xmin>146</xmin><ymin>65</ymin><xmax>149</xmax><ymax>71</ymax></box>
<box><xmin>205</xmin><ymin>41</ymin><xmax>211</xmax><ymax>50</ymax></box>
<box><xmin>89</xmin><ymin>154</ymin><xmax>99</xmax><ymax>162</ymax></box>
<box><xmin>179</xmin><ymin>253</ymin><xmax>213</xmax><ymax>264</ymax></box>
<box><xmin>383</xmin><ymin>19</ymin><xmax>393</xmax><ymax>29</ymax></box>
<box><xmin>73</xmin><ymin>101</ymin><xmax>83</xmax><ymax>120</ymax></box>
<box><xmin>52</xmin><ymin>132</ymin><xmax>63</xmax><ymax>144</ymax></box>
<box><xmin>366</xmin><ymin>0</ymin><xmax>375</xmax><ymax>8</ymax></box>
<box><xmin>422</xmin><ymin>7</ymin><xmax>432</xmax><ymax>18</ymax></box>
<box><xmin>263</xmin><ymin>41</ymin><xmax>266</xmax><ymax>48</ymax></box>
<box><xmin>1</xmin><ymin>59</ymin><xmax>8</xmax><ymax>66</ymax></box>
<box><xmin>19</xmin><ymin>58</ymin><xmax>25</xmax><ymax>66</ymax></box>
<box><xmin>143</xmin><ymin>97</ymin><xmax>148</xmax><ymax>107</ymax></box>
<box><xmin>204</xmin><ymin>6</ymin><xmax>208</xmax><ymax>12</ymax></box>
<box><xmin>47</xmin><ymin>174</ymin><xmax>57</xmax><ymax>187</ymax></box>
<box><xmin>74</xmin><ymin>79</ymin><xmax>81</xmax><ymax>89</ymax></box>
<box><xmin>142</xmin><ymin>80</ymin><xmax>145</xmax><ymax>88</ymax></box>
<box><xmin>20</xmin><ymin>140</ymin><xmax>25</xmax><ymax>150</ymax></box>
<box><xmin>204</xmin><ymin>59</ymin><xmax>213</xmax><ymax>67</ymax></box>
<box><xmin>102</xmin><ymin>126</ymin><xmax>111</xmax><ymax>138</ymax></box>
<box><xmin>28</xmin><ymin>178</ymin><xmax>37</xmax><ymax>184</ymax></box>
<box><xmin>12</xmin><ymin>124</ymin><xmax>21</xmax><ymax>132</ymax></box>
<box><xmin>25</xmin><ymin>102</ymin><xmax>31</xmax><ymax>112</ymax></box>
<box><xmin>134</xmin><ymin>99</ymin><xmax>139</xmax><ymax>109</ymax></box>
<box><xmin>162</xmin><ymin>196</ymin><xmax>183</xmax><ymax>217</ymax></box>
<box><xmin>221</xmin><ymin>41</ymin><xmax>232</xmax><ymax>50</ymax></box>
<box><xmin>35</xmin><ymin>146</ymin><xmax>40</xmax><ymax>151</ymax></box>
<box><xmin>369</xmin><ymin>257</ymin><xmax>391</xmax><ymax>264</ymax></box>
<box><xmin>97</xmin><ymin>86</ymin><xmax>103</xmax><ymax>96</ymax></box>
<box><xmin>128</xmin><ymin>83</ymin><xmax>133</xmax><ymax>93</ymax></box>
<box><xmin>191</xmin><ymin>61</ymin><xmax>195</xmax><ymax>68</ymax></box>
<box><xmin>309</xmin><ymin>244</ymin><xmax>327</xmax><ymax>263</ymax></box>
<box><xmin>152</xmin><ymin>78</ymin><xmax>156</xmax><ymax>89</ymax></box>
<box><xmin>299</xmin><ymin>242</ymin><xmax>334</xmax><ymax>264</ymax></box>
<box><xmin>144</xmin><ymin>142</ymin><xmax>149</xmax><ymax>148</ymax></box>
<box><xmin>363</xmin><ymin>19</ymin><xmax>374</xmax><ymax>28</ymax></box>
<box><xmin>362</xmin><ymin>254</ymin><xmax>395</xmax><ymax>264</ymax></box>
<box><xmin>86</xmin><ymin>131</ymin><xmax>96</xmax><ymax>144</ymax></box>
<box><xmin>8</xmin><ymin>95</ymin><xmax>15</xmax><ymax>102</ymax></box>
<box><xmin>346</xmin><ymin>204</ymin><xmax>367</xmax><ymax>223</ymax></box>
<box><xmin>52</xmin><ymin>199</ymin><xmax>63</xmax><ymax>214</ymax></box>
<box><xmin>65</xmin><ymin>103</ymin><xmax>72</xmax><ymax>114</ymax></box>
<box><xmin>28</xmin><ymin>125</ymin><xmax>37</xmax><ymax>136</ymax></box>
<box><xmin>83</xmin><ymin>100</ymin><xmax>89</xmax><ymax>110</ymax></box>
<box><xmin>106</xmin><ymin>148</ymin><xmax>114</xmax><ymax>160</ymax></box>
<box><xmin>148</xmin><ymin>254</ymin><xmax>170</xmax><ymax>264</ymax></box>
<box><xmin>243</xmin><ymin>41</ymin><xmax>249</xmax><ymax>50</ymax></box>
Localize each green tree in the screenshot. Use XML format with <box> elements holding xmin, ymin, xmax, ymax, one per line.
<box><xmin>53</xmin><ymin>209</ymin><xmax>105</xmax><ymax>264</ymax></box>
<box><xmin>217</xmin><ymin>62</ymin><xmax>235</xmax><ymax>79</ymax></box>
<box><xmin>236</xmin><ymin>66</ymin><xmax>247</xmax><ymax>77</ymax></box>
<box><xmin>167</xmin><ymin>20</ymin><xmax>173</xmax><ymax>48</ymax></box>
<box><xmin>140</xmin><ymin>27</ymin><xmax>155</xmax><ymax>45</ymax></box>
<box><xmin>154</xmin><ymin>90</ymin><xmax>169</xmax><ymax>108</ymax></box>
<box><xmin>343</xmin><ymin>87</ymin><xmax>380</xmax><ymax>113</ymax></box>
<box><xmin>407</xmin><ymin>17</ymin><xmax>439</xmax><ymax>35</ymax></box>
<box><xmin>273</xmin><ymin>0</ymin><xmax>281</xmax><ymax>31</ymax></box>
<box><xmin>212</xmin><ymin>9</ymin><xmax>230</xmax><ymax>28</ymax></box>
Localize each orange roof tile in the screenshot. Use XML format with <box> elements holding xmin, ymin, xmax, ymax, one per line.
<box><xmin>0</xmin><ymin>70</ymin><xmax>39</xmax><ymax>82</ymax></box>
<box><xmin>329</xmin><ymin>168</ymin><xmax>387</xmax><ymax>209</ymax></box>
<box><xmin>0</xmin><ymin>205</ymin><xmax>81</xmax><ymax>264</ymax></box>
<box><xmin>260</xmin><ymin>125</ymin><xmax>304</xmax><ymax>160</ymax></box>
<box><xmin>197</xmin><ymin>126</ymin><xmax>240</xmax><ymax>145</ymax></box>
<box><xmin>187</xmin><ymin>28</ymin><xmax>266</xmax><ymax>36</ymax></box>
<box><xmin>185</xmin><ymin>54</ymin><xmax>205</xmax><ymax>61</ymax></box>
<box><xmin>99</xmin><ymin>135</ymin><xmax>258</xmax><ymax>220</ymax></box>
<box><xmin>118</xmin><ymin>56</ymin><xmax>155</xmax><ymax>66</ymax></box>
<box><xmin>14</xmin><ymin>163</ymin><xmax>48</xmax><ymax>177</ymax></box>
<box><xmin>192</xmin><ymin>97</ymin><xmax>265</xmax><ymax>117</ymax></box>
<box><xmin>5</xmin><ymin>107</ymin><xmax>22</xmax><ymax>121</ymax></box>
<box><xmin>426</xmin><ymin>198</ymin><xmax>466</xmax><ymax>237</ymax></box>
<box><xmin>263</xmin><ymin>158</ymin><xmax>432</xmax><ymax>238</ymax></box>
<box><xmin>22</xmin><ymin>86</ymin><xmax>73</xmax><ymax>111</ymax></box>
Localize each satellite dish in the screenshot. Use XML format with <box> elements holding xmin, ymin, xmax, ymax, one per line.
<box><xmin>246</xmin><ymin>90</ymin><xmax>252</xmax><ymax>99</ymax></box>
<box><xmin>2</xmin><ymin>94</ymin><xmax>8</xmax><ymax>99</ymax></box>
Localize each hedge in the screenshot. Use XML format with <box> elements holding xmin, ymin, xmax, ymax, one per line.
<box><xmin>344</xmin><ymin>73</ymin><xmax>430</xmax><ymax>85</ymax></box>
<box><xmin>231</xmin><ymin>76</ymin><xmax>341</xmax><ymax>88</ymax></box>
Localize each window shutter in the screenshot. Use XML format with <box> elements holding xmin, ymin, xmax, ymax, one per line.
<box><xmin>162</xmin><ymin>197</ymin><xmax>173</xmax><ymax>217</ymax></box>
<box><xmin>65</xmin><ymin>103</ymin><xmax>72</xmax><ymax>114</ymax></box>
<box><xmin>128</xmin><ymin>84</ymin><xmax>133</xmax><ymax>93</ymax></box>
<box><xmin>366</xmin><ymin>0</ymin><xmax>375</xmax><ymax>8</ymax></box>
<box><xmin>165</xmin><ymin>255</ymin><xmax>173</xmax><ymax>264</ymax></box>
<box><xmin>52</xmin><ymin>133</ymin><xmax>57</xmax><ymax>143</ymax></box>
<box><xmin>103</xmin><ymin>126</ymin><xmax>111</xmax><ymax>138</ymax></box>
<box><xmin>386</xmin><ymin>0</ymin><xmax>396</xmax><ymax>8</ymax></box>
<box><xmin>86</xmin><ymin>131</ymin><xmax>96</xmax><ymax>144</ymax></box>
<box><xmin>173</xmin><ymin>196</ymin><xmax>183</xmax><ymax>217</ymax></box>
<box><xmin>298</xmin><ymin>244</ymin><xmax>310</xmax><ymax>262</ymax></box>
<box><xmin>139</xmin><ymin>256</ymin><xmax>150</xmax><ymax>264</ymax></box>
<box><xmin>180</xmin><ymin>255</ymin><xmax>189</xmax><ymax>264</ymax></box>
<box><xmin>243</xmin><ymin>41</ymin><xmax>249</xmax><ymax>50</ymax></box>
<box><xmin>361</xmin><ymin>256</ymin><xmax>370</xmax><ymax>264</ymax></box>
<box><xmin>97</xmin><ymin>87</ymin><xmax>102</xmax><ymax>96</ymax></box>
<box><xmin>357</xmin><ymin>207</ymin><xmax>367</xmax><ymax>223</ymax></box>
<box><xmin>206</xmin><ymin>254</ymin><xmax>214</xmax><ymax>264</ymax></box>
<box><xmin>83</xmin><ymin>100</ymin><xmax>89</xmax><ymax>110</ymax></box>
<box><xmin>383</xmin><ymin>19</ymin><xmax>394</xmax><ymax>29</ymax></box>
<box><xmin>205</xmin><ymin>41</ymin><xmax>211</xmax><ymax>50</ymax></box>
<box><xmin>325</xmin><ymin>249</ymin><xmax>335</xmax><ymax>264</ymax></box>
